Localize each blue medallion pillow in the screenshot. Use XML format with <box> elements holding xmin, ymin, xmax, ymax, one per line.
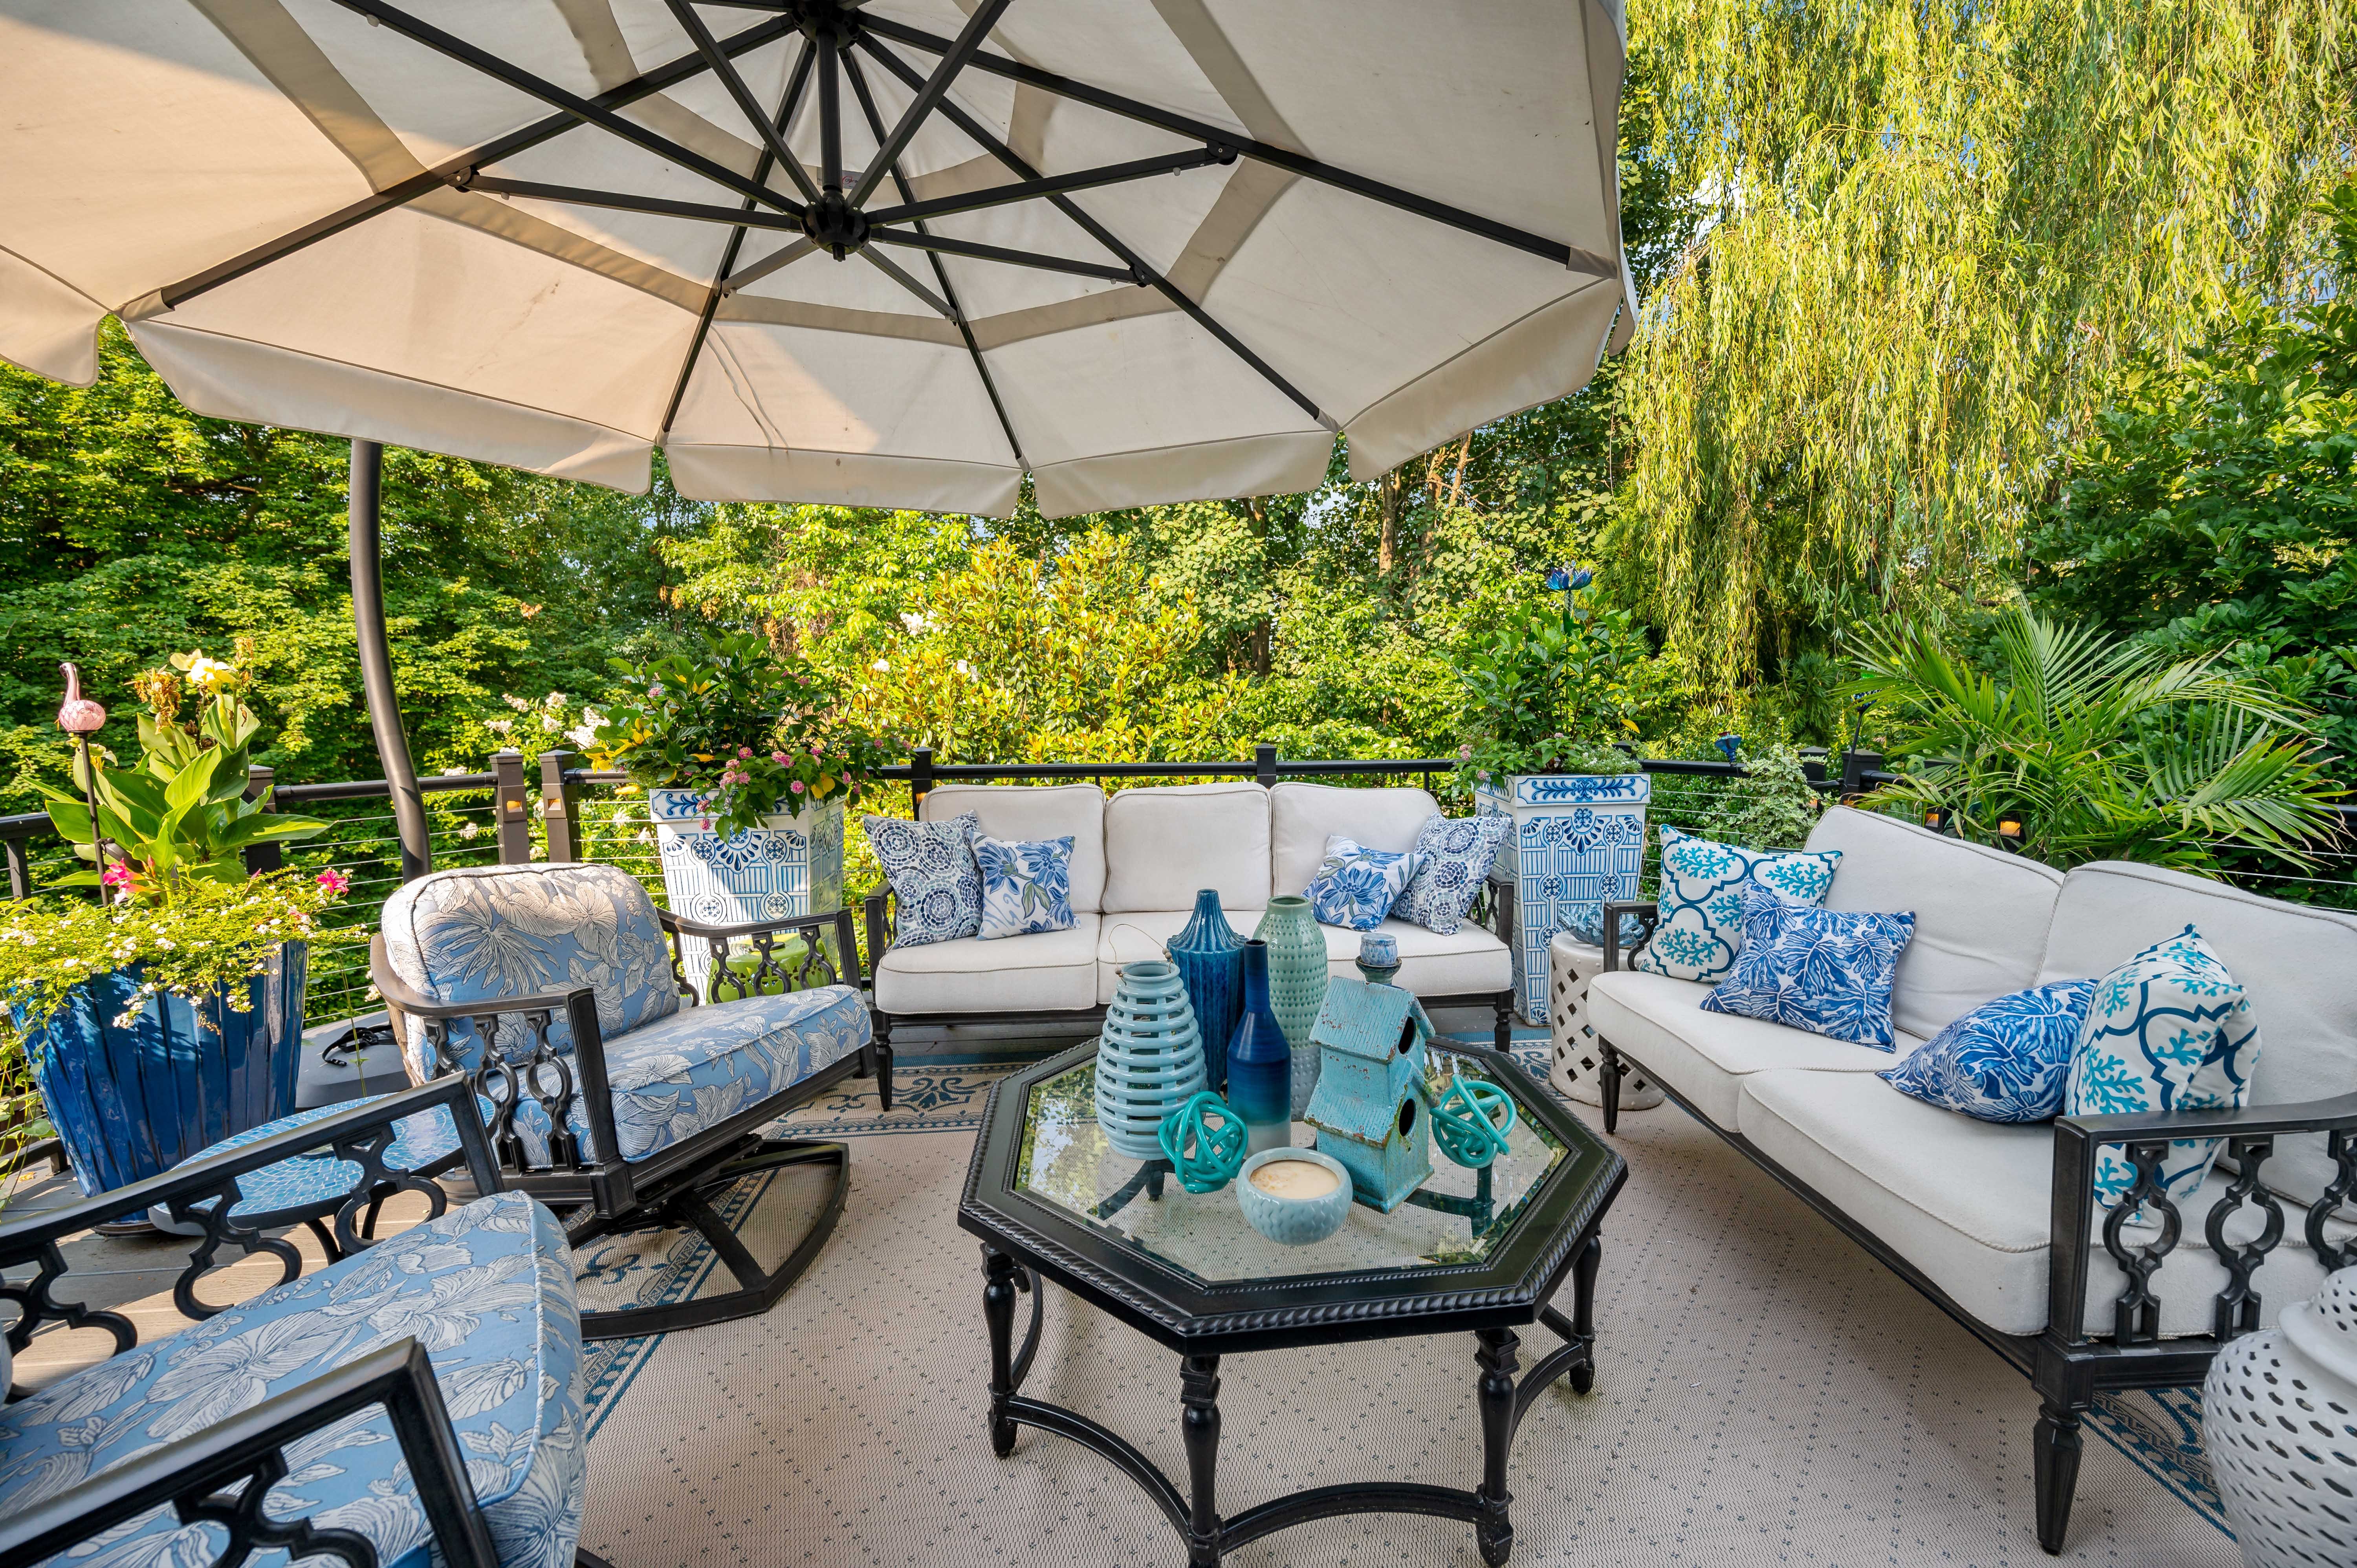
<box><xmin>863</xmin><ymin>811</ymin><xmax>982</xmax><ymax>947</ymax></box>
<box><xmin>1304</xmin><ymin>834</ymin><xmax>1426</xmax><ymax>931</ymax></box>
<box><xmin>1393</xmin><ymin>813</ymin><xmax>1512</xmax><ymax>935</ymax></box>
<box><xmin>1880</xmin><ymin>980</ymin><xmax>2098</xmax><ymax>1122</ymax></box>
<box><xmin>1700</xmin><ymin>883</ymin><xmax>1915</xmax><ymax>1048</ymax></box>
<box><xmin>1634</xmin><ymin>825</ymin><xmax>1843</xmax><ymax>983</ymax></box>
<box><xmin>2064</xmin><ymin>926</ymin><xmax>2261</xmax><ymax>1211</ymax></box>
<box><xmin>974</xmin><ymin>834</ymin><xmax>1078</xmax><ymax>940</ymax></box>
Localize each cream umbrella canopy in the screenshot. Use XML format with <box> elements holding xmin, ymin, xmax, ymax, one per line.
<box><xmin>1</xmin><ymin>0</ymin><xmax>1634</xmax><ymax>518</ymax></box>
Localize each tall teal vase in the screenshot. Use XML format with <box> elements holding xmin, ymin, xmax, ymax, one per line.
<box><xmin>1254</xmin><ymin>895</ymin><xmax>1330</xmax><ymax>1116</ymax></box>
<box><xmin>1167</xmin><ymin>889</ymin><xmax>1244</xmax><ymax>1090</ymax></box>
<box><xmin>1226</xmin><ymin>941</ymin><xmax>1292</xmax><ymax>1154</ymax></box>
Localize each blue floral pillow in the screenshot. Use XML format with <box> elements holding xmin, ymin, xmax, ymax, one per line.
<box><xmin>1701</xmin><ymin>883</ymin><xmax>1915</xmax><ymax>1048</ymax></box>
<box><xmin>1305</xmin><ymin>835</ymin><xmax>1425</xmax><ymax>931</ymax></box>
<box><xmin>863</xmin><ymin>811</ymin><xmax>982</xmax><ymax>947</ymax></box>
<box><xmin>974</xmin><ymin>834</ymin><xmax>1078</xmax><ymax>940</ymax></box>
<box><xmin>1634</xmin><ymin>825</ymin><xmax>1842</xmax><ymax>982</ymax></box>
<box><xmin>1880</xmin><ymin>980</ymin><xmax>2098</xmax><ymax>1122</ymax></box>
<box><xmin>2064</xmin><ymin>926</ymin><xmax>2260</xmax><ymax>1211</ymax></box>
<box><xmin>1393</xmin><ymin>813</ymin><xmax>1512</xmax><ymax>935</ymax></box>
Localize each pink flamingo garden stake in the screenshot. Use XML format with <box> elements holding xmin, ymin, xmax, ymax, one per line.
<box><xmin>56</xmin><ymin>664</ymin><xmax>109</xmax><ymax>887</ymax></box>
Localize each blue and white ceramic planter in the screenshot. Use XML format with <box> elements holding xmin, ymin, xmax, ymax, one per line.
<box><xmin>647</xmin><ymin>790</ymin><xmax>846</xmax><ymax>995</ymax></box>
<box><xmin>1476</xmin><ymin>772</ymin><xmax>1650</xmax><ymax>1023</ymax></box>
<box><xmin>27</xmin><ymin>942</ymin><xmax>307</xmax><ymax>1196</ymax></box>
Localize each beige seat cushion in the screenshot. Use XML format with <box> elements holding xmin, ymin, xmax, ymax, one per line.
<box><xmin>1102</xmin><ymin>782</ymin><xmax>1272</xmax><ymax>913</ymax></box>
<box><xmin>875</xmin><ymin>916</ymin><xmax>1100</xmax><ymax>1014</ymax></box>
<box><xmin>1097</xmin><ymin>909</ymin><xmax>1266</xmax><ymax>1002</ymax></box>
<box><xmin>919</xmin><ymin>783</ymin><xmax>1107</xmax><ymax>914</ymax></box>
<box><xmin>1095</xmin><ymin>912</ymin><xmax>1508</xmax><ymax>1005</ymax></box>
<box><xmin>1268</xmin><ymin>782</ymin><xmax>1440</xmax><ymax>897</ymax></box>
<box><xmin>1736</xmin><ymin>1068</ymin><xmax>2346</xmax><ymax>1339</ymax></box>
<box><xmin>1588</xmin><ymin>969</ymin><xmax>1913</xmax><ymax>1130</ymax></box>
<box><xmin>1803</xmin><ymin>805</ymin><xmax>2064</xmax><ymax>1039</ymax></box>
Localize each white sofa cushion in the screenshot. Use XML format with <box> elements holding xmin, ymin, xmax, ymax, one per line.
<box><xmin>1736</xmin><ymin>1068</ymin><xmax>2344</xmax><ymax>1339</ymax></box>
<box><xmin>1269</xmin><ymin>782</ymin><xmax>1440</xmax><ymax>897</ymax></box>
<box><xmin>874</xmin><ymin>915</ymin><xmax>1101</xmax><ymax>1013</ymax></box>
<box><xmin>2038</xmin><ymin>860</ymin><xmax>2357</xmax><ymax>1213</ymax></box>
<box><xmin>1096</xmin><ymin>912</ymin><xmax>1506</xmax><ymax>1004</ymax></box>
<box><xmin>1103</xmin><ymin>782</ymin><xmax>1272</xmax><ymax>913</ymax></box>
<box><xmin>1804</xmin><ymin>805</ymin><xmax>2063</xmax><ymax>1040</ymax></box>
<box><xmin>921</xmin><ymin>783</ymin><xmax>1107</xmax><ymax>914</ymax></box>
<box><xmin>1589</xmin><ymin>969</ymin><xmax>1914</xmax><ymax>1130</ymax></box>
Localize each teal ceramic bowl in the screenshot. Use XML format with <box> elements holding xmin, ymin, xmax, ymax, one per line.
<box><xmin>1235</xmin><ymin>1148</ymin><xmax>1354</xmax><ymax>1246</ymax></box>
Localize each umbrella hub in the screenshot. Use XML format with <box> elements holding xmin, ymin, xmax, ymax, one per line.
<box><xmin>803</xmin><ymin>190</ymin><xmax>870</xmax><ymax>260</ymax></box>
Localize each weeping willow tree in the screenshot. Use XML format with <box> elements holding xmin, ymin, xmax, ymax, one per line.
<box><xmin>1609</xmin><ymin>0</ymin><xmax>2352</xmax><ymax>688</ymax></box>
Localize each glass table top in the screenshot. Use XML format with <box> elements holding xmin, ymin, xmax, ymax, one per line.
<box><xmin>1012</xmin><ymin>1048</ymin><xmax>1567</xmax><ymax>1286</ymax></box>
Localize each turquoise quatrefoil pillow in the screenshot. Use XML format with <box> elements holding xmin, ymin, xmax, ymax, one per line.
<box><xmin>2064</xmin><ymin>925</ymin><xmax>2261</xmax><ymax>1211</ymax></box>
<box><xmin>974</xmin><ymin>833</ymin><xmax>1078</xmax><ymax>940</ymax></box>
<box><xmin>1304</xmin><ymin>834</ymin><xmax>1426</xmax><ymax>932</ymax></box>
<box><xmin>1700</xmin><ymin>882</ymin><xmax>1915</xmax><ymax>1048</ymax></box>
<box><xmin>1880</xmin><ymin>980</ymin><xmax>2099</xmax><ymax>1122</ymax></box>
<box><xmin>1634</xmin><ymin>825</ymin><xmax>1842</xmax><ymax>983</ymax></box>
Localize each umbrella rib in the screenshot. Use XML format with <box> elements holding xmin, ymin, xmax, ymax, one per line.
<box><xmin>841</xmin><ymin>48</ymin><xmax>1026</xmax><ymax>470</ymax></box>
<box><xmin>864</xmin><ymin>229</ymin><xmax>1138</xmax><ymax>285</ymax></box>
<box><xmin>862</xmin><ymin>147</ymin><xmax>1232</xmax><ymax>227</ymax></box>
<box><xmin>327</xmin><ymin>1</ymin><xmax>804</xmax><ymax>219</ymax></box>
<box><xmin>858</xmin><ymin>250</ymin><xmax>955</xmax><ymax>319</ymax></box>
<box><xmin>856</xmin><ymin>13</ymin><xmax>1615</xmax><ymax>276</ymax></box>
<box><xmin>844</xmin><ymin>0</ymin><xmax>1014</xmax><ymax>211</ymax></box>
<box><xmin>860</xmin><ymin>35</ymin><xmax>1331</xmax><ymax>429</ymax></box>
<box><xmin>156</xmin><ymin>13</ymin><xmax>800</xmax><ymax>310</ymax></box>
<box><xmin>460</xmin><ymin>177</ymin><xmax>803</xmax><ymax>232</ymax></box>
<box><xmin>664</xmin><ymin>0</ymin><xmax>822</xmax><ymax>205</ymax></box>
<box><xmin>721</xmin><ymin>239</ymin><xmax>819</xmax><ymax>294</ymax></box>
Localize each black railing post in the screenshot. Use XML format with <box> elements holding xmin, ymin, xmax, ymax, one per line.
<box><xmin>1798</xmin><ymin>747</ymin><xmax>1829</xmax><ymax>788</ymax></box>
<box><xmin>910</xmin><ymin>746</ymin><xmax>935</xmax><ymax>813</ymax></box>
<box><xmin>538</xmin><ymin>750</ymin><xmax>581</xmax><ymax>862</ymax></box>
<box><xmin>3</xmin><ymin>837</ymin><xmax>27</xmax><ymax>901</ymax></box>
<box><xmin>1254</xmin><ymin>742</ymin><xmax>1278</xmax><ymax>789</ymax></box>
<box><xmin>492</xmin><ymin>750</ymin><xmax>533</xmax><ymax>864</ymax></box>
<box><xmin>240</xmin><ymin>765</ymin><xmax>282</xmax><ymax>876</ymax></box>
<box><xmin>1840</xmin><ymin>749</ymin><xmax>1883</xmax><ymax>800</ymax></box>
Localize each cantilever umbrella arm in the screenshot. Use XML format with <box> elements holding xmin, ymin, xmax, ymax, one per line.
<box><xmin>346</xmin><ymin>440</ymin><xmax>431</xmax><ymax>882</ymax></box>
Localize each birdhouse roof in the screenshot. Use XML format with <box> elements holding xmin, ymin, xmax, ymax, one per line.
<box><xmin>1309</xmin><ymin>978</ymin><xmax>1434</xmax><ymax>1062</ymax></box>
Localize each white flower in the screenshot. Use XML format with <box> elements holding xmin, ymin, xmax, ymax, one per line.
<box><xmin>183</xmin><ymin>654</ymin><xmax>235</xmax><ymax>691</ymax></box>
<box><xmin>900</xmin><ymin>612</ymin><xmax>930</xmax><ymax>634</ymax></box>
<box><xmin>566</xmin><ymin>725</ymin><xmax>597</xmax><ymax>748</ymax></box>
<box><xmin>871</xmin><ymin>659</ymin><xmax>889</xmax><ymax>673</ymax></box>
<box><xmin>502</xmin><ymin>693</ymin><xmax>530</xmax><ymax>712</ymax></box>
<box><xmin>460</xmin><ymin>822</ymin><xmax>481</xmax><ymax>839</ymax></box>
<box><xmin>539</xmin><ymin>715</ymin><xmax>561</xmax><ymax>733</ymax></box>
<box><xmin>954</xmin><ymin>659</ymin><xmax>973</xmax><ymax>678</ymax></box>
<box><xmin>545</xmin><ymin>691</ymin><xmax>566</xmax><ymax>707</ymax></box>
<box><xmin>485</xmin><ymin>718</ymin><xmax>513</xmax><ymax>736</ymax></box>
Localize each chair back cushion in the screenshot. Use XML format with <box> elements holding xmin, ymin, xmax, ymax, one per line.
<box><xmin>1270</xmin><ymin>782</ymin><xmax>1440</xmax><ymax>896</ymax></box>
<box><xmin>1805</xmin><ymin>805</ymin><xmax>2064</xmax><ymax>1039</ymax></box>
<box><xmin>922</xmin><ymin>783</ymin><xmax>1107</xmax><ymax>912</ymax></box>
<box><xmin>1103</xmin><ymin>782</ymin><xmax>1273</xmax><ymax>912</ymax></box>
<box><xmin>2040</xmin><ymin>859</ymin><xmax>2357</xmax><ymax>1210</ymax></box>
<box><xmin>380</xmin><ymin>862</ymin><xmax>679</xmax><ymax>1077</ymax></box>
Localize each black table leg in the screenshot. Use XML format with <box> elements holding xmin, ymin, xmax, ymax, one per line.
<box><xmin>1570</xmin><ymin>1234</ymin><xmax>1601</xmax><ymax>1394</ymax></box>
<box><xmin>983</xmin><ymin>1245</ymin><xmax>1020</xmax><ymax>1457</ymax></box>
<box><xmin>1475</xmin><ymin>1328</ymin><xmax>1519</xmax><ymax>1566</ymax></box>
<box><xmin>1180</xmin><ymin>1354</ymin><xmax>1222</xmax><ymax>1567</ymax></box>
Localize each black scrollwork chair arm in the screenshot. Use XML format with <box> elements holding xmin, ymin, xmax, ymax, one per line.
<box><xmin>1600</xmin><ymin>901</ymin><xmax>1661</xmax><ymax>973</ymax></box>
<box><xmin>0</xmin><ymin>1338</ymin><xmax>500</xmax><ymax>1568</ymax></box>
<box><xmin>2047</xmin><ymin>1091</ymin><xmax>2357</xmax><ymax>1346</ymax></box>
<box><xmin>368</xmin><ymin>940</ymin><xmax>590</xmax><ymax>1023</ymax></box>
<box><xmin>656</xmin><ymin>904</ymin><xmax>865</xmax><ymax>1006</ymax></box>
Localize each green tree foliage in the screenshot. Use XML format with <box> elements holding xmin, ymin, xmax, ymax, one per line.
<box><xmin>1614</xmin><ymin>0</ymin><xmax>2352</xmax><ymax>688</ymax></box>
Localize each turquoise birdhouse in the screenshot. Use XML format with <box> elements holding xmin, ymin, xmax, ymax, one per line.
<box><xmin>1302</xmin><ymin>978</ymin><xmax>1436</xmax><ymax>1212</ymax></box>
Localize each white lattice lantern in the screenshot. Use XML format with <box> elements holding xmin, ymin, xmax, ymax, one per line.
<box><xmin>2203</xmin><ymin>1264</ymin><xmax>2357</xmax><ymax>1566</ymax></box>
<box><xmin>1477</xmin><ymin>773</ymin><xmax>1650</xmax><ymax>1024</ymax></box>
<box><xmin>1547</xmin><ymin>934</ymin><xmax>1662</xmax><ymax>1111</ymax></box>
<box><xmin>647</xmin><ymin>789</ymin><xmax>846</xmax><ymax>995</ymax></box>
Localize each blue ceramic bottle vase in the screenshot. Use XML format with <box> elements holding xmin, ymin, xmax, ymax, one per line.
<box><xmin>1167</xmin><ymin>889</ymin><xmax>1244</xmax><ymax>1089</ymax></box>
<box><xmin>1226</xmin><ymin>940</ymin><xmax>1292</xmax><ymax>1154</ymax></box>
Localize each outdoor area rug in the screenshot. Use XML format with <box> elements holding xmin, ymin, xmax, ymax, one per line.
<box><xmin>573</xmin><ymin>1047</ymin><xmax>2236</xmax><ymax>1566</ymax></box>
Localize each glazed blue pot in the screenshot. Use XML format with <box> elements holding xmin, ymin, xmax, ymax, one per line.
<box><xmin>27</xmin><ymin>942</ymin><xmax>308</xmax><ymax>1196</ymax></box>
<box><xmin>1226</xmin><ymin>941</ymin><xmax>1292</xmax><ymax>1154</ymax></box>
<box><xmin>1167</xmin><ymin>889</ymin><xmax>1244</xmax><ymax>1090</ymax></box>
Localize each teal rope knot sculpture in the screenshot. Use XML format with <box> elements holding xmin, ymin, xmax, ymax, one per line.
<box><xmin>1426</xmin><ymin>1070</ymin><xmax>1517</xmax><ymax>1169</ymax></box>
<box><xmin>1157</xmin><ymin>1091</ymin><xmax>1248</xmax><ymax>1193</ymax></box>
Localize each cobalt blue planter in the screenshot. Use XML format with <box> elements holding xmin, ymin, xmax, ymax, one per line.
<box><xmin>27</xmin><ymin>942</ymin><xmax>308</xmax><ymax>1196</ymax></box>
<box><xmin>1167</xmin><ymin>889</ymin><xmax>1244</xmax><ymax>1090</ymax></box>
<box><xmin>1226</xmin><ymin>941</ymin><xmax>1292</xmax><ymax>1156</ymax></box>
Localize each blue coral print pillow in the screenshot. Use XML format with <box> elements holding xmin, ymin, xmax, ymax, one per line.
<box><xmin>1880</xmin><ymin>980</ymin><xmax>2097</xmax><ymax>1122</ymax></box>
<box><xmin>1701</xmin><ymin>883</ymin><xmax>1915</xmax><ymax>1047</ymax></box>
<box><xmin>975</xmin><ymin>834</ymin><xmax>1078</xmax><ymax>939</ymax></box>
<box><xmin>1633</xmin><ymin>825</ymin><xmax>1842</xmax><ymax>982</ymax></box>
<box><xmin>1394</xmin><ymin>813</ymin><xmax>1512</xmax><ymax>935</ymax></box>
<box><xmin>1305</xmin><ymin>835</ymin><xmax>1425</xmax><ymax>931</ymax></box>
<box><xmin>2064</xmin><ymin>926</ymin><xmax>2260</xmax><ymax>1211</ymax></box>
<box><xmin>863</xmin><ymin>811</ymin><xmax>982</xmax><ymax>946</ymax></box>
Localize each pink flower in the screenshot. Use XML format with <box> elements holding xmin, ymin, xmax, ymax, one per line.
<box><xmin>789</xmin><ymin>780</ymin><xmax>805</xmax><ymax>794</ymax></box>
<box><xmin>315</xmin><ymin>868</ymin><xmax>351</xmax><ymax>895</ymax></box>
<box><xmin>100</xmin><ymin>862</ymin><xmax>135</xmax><ymax>889</ymax></box>
<box><xmin>738</xmin><ymin>746</ymin><xmax>753</xmax><ymax>758</ymax></box>
<box><xmin>771</xmin><ymin>751</ymin><xmax>788</xmax><ymax>765</ymax></box>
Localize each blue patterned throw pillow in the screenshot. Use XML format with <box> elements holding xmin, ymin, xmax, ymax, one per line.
<box><xmin>1304</xmin><ymin>835</ymin><xmax>1425</xmax><ymax>931</ymax></box>
<box><xmin>974</xmin><ymin>834</ymin><xmax>1078</xmax><ymax>939</ymax></box>
<box><xmin>1701</xmin><ymin>883</ymin><xmax>1915</xmax><ymax>1047</ymax></box>
<box><xmin>863</xmin><ymin>811</ymin><xmax>982</xmax><ymax>947</ymax></box>
<box><xmin>1634</xmin><ymin>826</ymin><xmax>1843</xmax><ymax>982</ymax></box>
<box><xmin>1393</xmin><ymin>813</ymin><xmax>1512</xmax><ymax>935</ymax></box>
<box><xmin>1880</xmin><ymin>981</ymin><xmax>2098</xmax><ymax>1122</ymax></box>
<box><xmin>2064</xmin><ymin>926</ymin><xmax>2261</xmax><ymax>1211</ymax></box>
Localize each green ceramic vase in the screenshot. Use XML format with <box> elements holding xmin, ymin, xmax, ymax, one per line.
<box><xmin>1254</xmin><ymin>895</ymin><xmax>1331</xmax><ymax>1116</ymax></box>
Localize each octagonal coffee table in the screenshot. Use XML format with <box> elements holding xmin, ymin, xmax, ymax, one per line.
<box><xmin>959</xmin><ymin>1040</ymin><xmax>1627</xmax><ymax>1567</ymax></box>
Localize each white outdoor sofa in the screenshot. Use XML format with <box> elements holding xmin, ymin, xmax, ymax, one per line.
<box><xmin>1587</xmin><ymin>804</ymin><xmax>2357</xmax><ymax>1554</ymax></box>
<box><xmin>862</xmin><ymin>780</ymin><xmax>1516</xmax><ymax>1053</ymax></box>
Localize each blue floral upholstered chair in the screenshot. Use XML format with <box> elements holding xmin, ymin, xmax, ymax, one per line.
<box><xmin>0</xmin><ymin>1077</ymin><xmax>612</xmax><ymax>1568</ymax></box>
<box><xmin>368</xmin><ymin>863</ymin><xmax>882</xmax><ymax>1339</ymax></box>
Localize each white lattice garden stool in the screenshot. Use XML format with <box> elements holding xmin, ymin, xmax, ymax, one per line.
<box><xmin>1547</xmin><ymin>932</ymin><xmax>1662</xmax><ymax>1110</ymax></box>
<box><xmin>2203</xmin><ymin>1264</ymin><xmax>2357</xmax><ymax>1566</ymax></box>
